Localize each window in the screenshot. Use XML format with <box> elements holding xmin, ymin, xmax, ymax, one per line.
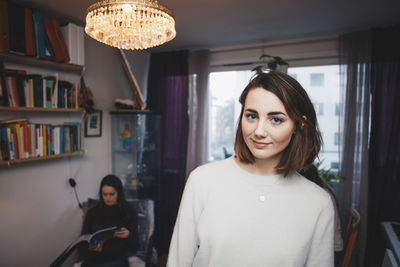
<box><xmin>288</xmin><ymin>65</ymin><xmax>340</xmax><ymax>170</ymax></box>
<box><xmin>310</xmin><ymin>73</ymin><xmax>324</xmax><ymax>86</ymax></box>
<box><xmin>207</xmin><ymin>70</ymin><xmax>253</xmax><ymax>161</ymax></box>
<box><xmin>335</xmin><ymin>103</ymin><xmax>340</xmax><ymax>116</ymax></box>
<box><xmin>314</xmin><ymin>103</ymin><xmax>324</xmax><ymax>115</ymax></box>
<box><xmin>330</xmin><ymin>162</ymin><xmax>339</xmax><ymax>170</ymax></box>
<box><xmin>334</xmin><ymin>132</ymin><xmax>339</xmax><ymax>145</ymax></box>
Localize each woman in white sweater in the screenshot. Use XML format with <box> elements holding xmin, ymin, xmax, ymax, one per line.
<box><xmin>167</xmin><ymin>71</ymin><xmax>334</xmax><ymax>267</ymax></box>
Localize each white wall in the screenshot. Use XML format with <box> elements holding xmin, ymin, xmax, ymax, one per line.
<box><xmin>0</xmin><ymin>36</ymin><xmax>150</xmax><ymax>267</ymax></box>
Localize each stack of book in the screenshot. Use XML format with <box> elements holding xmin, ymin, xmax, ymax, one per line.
<box><xmin>0</xmin><ymin>68</ymin><xmax>79</xmax><ymax>108</ymax></box>
<box><xmin>0</xmin><ymin>0</ymin><xmax>72</xmax><ymax>63</ymax></box>
<box><xmin>0</xmin><ymin>118</ymin><xmax>82</xmax><ymax>161</ymax></box>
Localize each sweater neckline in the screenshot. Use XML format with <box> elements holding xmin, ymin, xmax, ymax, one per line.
<box><xmin>229</xmin><ymin>156</ymin><xmax>284</xmax><ymax>186</ymax></box>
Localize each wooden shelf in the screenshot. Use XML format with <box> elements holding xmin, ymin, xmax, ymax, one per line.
<box><xmin>0</xmin><ymin>51</ymin><xmax>83</xmax><ymax>73</ymax></box>
<box><xmin>0</xmin><ymin>106</ymin><xmax>84</xmax><ymax>112</ymax></box>
<box><xmin>114</xmin><ymin>109</ymin><xmax>151</xmax><ymax>113</ymax></box>
<box><xmin>0</xmin><ymin>150</ymin><xmax>85</xmax><ymax>166</ymax></box>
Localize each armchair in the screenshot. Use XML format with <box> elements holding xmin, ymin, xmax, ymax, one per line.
<box><xmin>74</xmin><ymin>198</ymin><xmax>157</xmax><ymax>267</ymax></box>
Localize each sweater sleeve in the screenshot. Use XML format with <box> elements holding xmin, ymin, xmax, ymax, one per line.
<box><xmin>306</xmin><ymin>195</ymin><xmax>335</xmax><ymax>267</ymax></box>
<box><xmin>167</xmin><ymin>169</ymin><xmax>206</xmax><ymax>267</ymax></box>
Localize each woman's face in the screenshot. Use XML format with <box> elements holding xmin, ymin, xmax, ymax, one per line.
<box><xmin>241</xmin><ymin>87</ymin><xmax>295</xmax><ymax>164</ymax></box>
<box><xmin>101</xmin><ymin>185</ymin><xmax>118</xmax><ymax>206</ymax></box>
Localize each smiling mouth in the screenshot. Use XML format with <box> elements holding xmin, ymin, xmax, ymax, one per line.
<box><xmin>251</xmin><ymin>139</ymin><xmax>271</xmax><ymax>148</ymax></box>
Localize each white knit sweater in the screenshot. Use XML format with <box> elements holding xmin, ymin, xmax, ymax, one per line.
<box><xmin>167</xmin><ymin>157</ymin><xmax>334</xmax><ymax>267</ymax></box>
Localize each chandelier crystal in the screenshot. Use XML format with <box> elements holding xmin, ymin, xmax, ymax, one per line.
<box><xmin>85</xmin><ymin>0</ymin><xmax>176</xmax><ymax>50</ymax></box>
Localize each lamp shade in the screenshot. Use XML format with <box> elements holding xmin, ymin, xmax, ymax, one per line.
<box><xmin>85</xmin><ymin>0</ymin><xmax>176</xmax><ymax>50</ymax></box>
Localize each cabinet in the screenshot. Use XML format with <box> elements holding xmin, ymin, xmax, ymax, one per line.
<box><xmin>0</xmin><ymin>52</ymin><xmax>85</xmax><ymax>166</ymax></box>
<box><xmin>110</xmin><ymin>111</ymin><xmax>161</xmax><ymax>201</ymax></box>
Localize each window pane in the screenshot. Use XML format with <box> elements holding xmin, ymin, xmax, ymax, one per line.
<box><xmin>207</xmin><ymin>70</ymin><xmax>253</xmax><ymax>161</ymax></box>
<box><xmin>310</xmin><ymin>73</ymin><xmax>325</xmax><ymax>86</ymax></box>
<box><xmin>288</xmin><ymin>65</ymin><xmax>340</xmax><ymax>170</ymax></box>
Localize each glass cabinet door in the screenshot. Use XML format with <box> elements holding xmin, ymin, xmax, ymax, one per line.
<box><xmin>110</xmin><ymin>112</ymin><xmax>161</xmax><ymax>201</ymax></box>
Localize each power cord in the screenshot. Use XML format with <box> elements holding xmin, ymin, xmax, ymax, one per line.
<box><xmin>68</xmin><ymin>178</ymin><xmax>82</xmax><ymax>209</ymax></box>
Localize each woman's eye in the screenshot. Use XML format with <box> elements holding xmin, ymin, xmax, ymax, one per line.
<box><xmin>271</xmin><ymin>117</ymin><xmax>283</xmax><ymax>124</ymax></box>
<box><xmin>246</xmin><ymin>114</ymin><xmax>257</xmax><ymax>120</ymax></box>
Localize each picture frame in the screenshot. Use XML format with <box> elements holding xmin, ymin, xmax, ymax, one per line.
<box><xmin>85</xmin><ymin>110</ymin><xmax>102</xmax><ymax>137</ymax></box>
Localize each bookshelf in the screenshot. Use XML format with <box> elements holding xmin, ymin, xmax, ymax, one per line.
<box><xmin>0</xmin><ymin>51</ymin><xmax>85</xmax><ymax>166</ymax></box>
<box><xmin>0</xmin><ymin>51</ymin><xmax>83</xmax><ymax>74</ymax></box>
<box><xmin>0</xmin><ymin>106</ymin><xmax>84</xmax><ymax>112</ymax></box>
<box><xmin>0</xmin><ymin>150</ymin><xmax>85</xmax><ymax>166</ymax></box>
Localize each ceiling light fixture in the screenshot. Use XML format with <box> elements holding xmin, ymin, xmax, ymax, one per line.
<box><xmin>85</xmin><ymin>0</ymin><xmax>176</xmax><ymax>50</ymax></box>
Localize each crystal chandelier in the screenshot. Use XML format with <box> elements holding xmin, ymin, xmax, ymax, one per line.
<box><xmin>85</xmin><ymin>0</ymin><xmax>176</xmax><ymax>50</ymax></box>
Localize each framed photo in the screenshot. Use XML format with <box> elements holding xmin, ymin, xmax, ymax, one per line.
<box><xmin>85</xmin><ymin>110</ymin><xmax>102</xmax><ymax>137</ymax></box>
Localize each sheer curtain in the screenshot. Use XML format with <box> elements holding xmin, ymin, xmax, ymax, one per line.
<box><xmin>338</xmin><ymin>31</ymin><xmax>371</xmax><ymax>267</ymax></box>
<box><xmin>186</xmin><ymin>50</ymin><xmax>210</xmax><ymax>177</ymax></box>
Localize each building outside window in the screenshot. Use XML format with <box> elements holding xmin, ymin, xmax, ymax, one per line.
<box><xmin>314</xmin><ymin>103</ymin><xmax>324</xmax><ymax>116</ymax></box>
<box><xmin>334</xmin><ymin>132</ymin><xmax>339</xmax><ymax>145</ymax></box>
<box><xmin>310</xmin><ymin>73</ymin><xmax>325</xmax><ymax>86</ymax></box>
<box><xmin>331</xmin><ymin>162</ymin><xmax>339</xmax><ymax>170</ymax></box>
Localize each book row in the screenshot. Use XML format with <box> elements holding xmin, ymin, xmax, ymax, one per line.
<box><xmin>0</xmin><ymin>0</ymin><xmax>84</xmax><ymax>64</ymax></box>
<box><xmin>0</xmin><ymin>68</ymin><xmax>79</xmax><ymax>108</ymax></box>
<box><xmin>0</xmin><ymin>118</ymin><xmax>82</xmax><ymax>161</ymax></box>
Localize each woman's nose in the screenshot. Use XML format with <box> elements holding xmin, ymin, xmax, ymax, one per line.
<box><xmin>254</xmin><ymin>121</ymin><xmax>267</xmax><ymax>137</ymax></box>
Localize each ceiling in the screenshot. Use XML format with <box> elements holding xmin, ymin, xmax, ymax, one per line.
<box><xmin>17</xmin><ymin>0</ymin><xmax>400</xmax><ymax>52</ymax></box>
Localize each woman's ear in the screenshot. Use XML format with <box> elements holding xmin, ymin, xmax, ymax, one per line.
<box><xmin>301</xmin><ymin>116</ymin><xmax>308</xmax><ymax>127</ymax></box>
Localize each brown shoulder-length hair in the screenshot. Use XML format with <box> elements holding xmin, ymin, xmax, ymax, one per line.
<box><xmin>234</xmin><ymin>71</ymin><xmax>322</xmax><ymax>177</ymax></box>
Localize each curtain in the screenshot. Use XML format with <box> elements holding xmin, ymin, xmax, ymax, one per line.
<box><xmin>338</xmin><ymin>31</ymin><xmax>371</xmax><ymax>267</ymax></box>
<box><xmin>147</xmin><ymin>50</ymin><xmax>189</xmax><ymax>254</ymax></box>
<box><xmin>366</xmin><ymin>25</ymin><xmax>400</xmax><ymax>266</ymax></box>
<box><xmin>186</xmin><ymin>50</ymin><xmax>210</xmax><ymax>177</ymax></box>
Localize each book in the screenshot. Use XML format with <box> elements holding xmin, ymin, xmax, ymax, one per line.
<box><xmin>0</xmin><ymin>118</ymin><xmax>29</xmax><ymax>160</ymax></box>
<box><xmin>51</xmin><ymin>18</ymin><xmax>70</xmax><ymax>62</ymax></box>
<box><xmin>0</xmin><ymin>0</ymin><xmax>10</xmax><ymax>52</ymax></box>
<box><xmin>43</xmin><ymin>17</ymin><xmax>64</xmax><ymax>62</ymax></box>
<box><xmin>43</xmin><ymin>76</ymin><xmax>56</xmax><ymax>108</ymax></box>
<box><xmin>50</xmin><ymin>226</ymin><xmax>119</xmax><ymax>267</ymax></box>
<box><xmin>26</xmin><ymin>74</ymin><xmax>43</xmax><ymax>107</ymax></box>
<box><xmin>1</xmin><ymin>127</ymin><xmax>10</xmax><ymax>160</ymax></box>
<box><xmin>60</xmin><ymin>22</ymin><xmax>84</xmax><ymax>66</ymax></box>
<box><xmin>0</xmin><ymin>69</ymin><xmax>9</xmax><ymax>106</ymax></box>
<box><xmin>8</xmin><ymin>1</ymin><xmax>25</xmax><ymax>54</ymax></box>
<box><xmin>32</xmin><ymin>11</ymin><xmax>55</xmax><ymax>60</ymax></box>
<box><xmin>57</xmin><ymin>80</ymin><xmax>72</xmax><ymax>108</ymax></box>
<box><xmin>24</xmin><ymin>7</ymin><xmax>35</xmax><ymax>56</ymax></box>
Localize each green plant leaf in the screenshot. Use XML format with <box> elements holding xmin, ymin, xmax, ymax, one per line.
<box><xmin>260</xmin><ymin>54</ymin><xmax>272</xmax><ymax>60</ymax></box>
<box><xmin>268</xmin><ymin>62</ymin><xmax>277</xmax><ymax>70</ymax></box>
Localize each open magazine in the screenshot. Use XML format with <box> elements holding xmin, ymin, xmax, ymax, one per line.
<box><xmin>50</xmin><ymin>226</ymin><xmax>119</xmax><ymax>267</ymax></box>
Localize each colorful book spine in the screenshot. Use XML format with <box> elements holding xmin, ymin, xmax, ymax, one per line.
<box><xmin>0</xmin><ymin>120</ymin><xmax>82</xmax><ymax>161</ymax></box>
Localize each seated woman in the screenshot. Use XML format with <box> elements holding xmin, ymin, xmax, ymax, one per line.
<box><xmin>79</xmin><ymin>174</ymin><xmax>139</xmax><ymax>267</ymax></box>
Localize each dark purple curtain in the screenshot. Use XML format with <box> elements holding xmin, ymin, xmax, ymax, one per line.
<box><xmin>338</xmin><ymin>30</ymin><xmax>371</xmax><ymax>267</ymax></box>
<box><xmin>366</xmin><ymin>25</ymin><xmax>400</xmax><ymax>266</ymax></box>
<box><xmin>147</xmin><ymin>50</ymin><xmax>189</xmax><ymax>254</ymax></box>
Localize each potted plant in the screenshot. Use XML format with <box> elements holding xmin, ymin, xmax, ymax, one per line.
<box><xmin>252</xmin><ymin>54</ymin><xmax>289</xmax><ymax>74</ymax></box>
<box><xmin>314</xmin><ymin>161</ymin><xmax>341</xmax><ymax>192</ymax></box>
